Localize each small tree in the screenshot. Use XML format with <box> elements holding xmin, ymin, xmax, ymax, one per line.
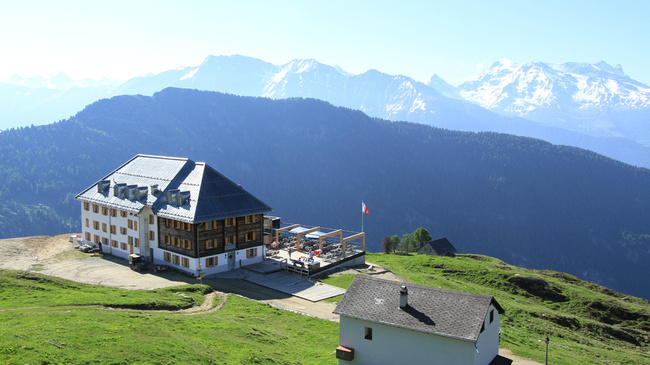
<box><xmin>381</xmin><ymin>236</ymin><xmax>392</xmax><ymax>254</ymax></box>
<box><xmin>401</xmin><ymin>233</ymin><xmax>414</xmax><ymax>253</ymax></box>
<box><xmin>412</xmin><ymin>227</ymin><xmax>432</xmax><ymax>250</ymax></box>
<box><xmin>390</xmin><ymin>235</ymin><xmax>400</xmax><ymax>253</ymax></box>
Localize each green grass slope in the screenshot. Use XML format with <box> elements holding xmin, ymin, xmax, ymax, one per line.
<box><xmin>0</xmin><ymin>270</ymin><xmax>339</xmax><ymax>364</ymax></box>
<box><xmin>0</xmin><ymin>270</ymin><xmax>211</xmax><ymax>310</ymax></box>
<box><xmin>358</xmin><ymin>253</ymin><xmax>650</xmax><ymax>365</ymax></box>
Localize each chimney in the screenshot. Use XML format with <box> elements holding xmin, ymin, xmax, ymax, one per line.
<box><xmin>150</xmin><ymin>184</ymin><xmax>160</xmax><ymax>195</ymax></box>
<box><xmin>399</xmin><ymin>286</ymin><xmax>408</xmax><ymax>309</ymax></box>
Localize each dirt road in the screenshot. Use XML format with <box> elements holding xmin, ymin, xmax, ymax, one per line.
<box><xmin>0</xmin><ymin>234</ymin><xmax>541</xmax><ymax>364</ymax></box>
<box><xmin>0</xmin><ymin>234</ymin><xmax>191</xmax><ymax>289</ymax></box>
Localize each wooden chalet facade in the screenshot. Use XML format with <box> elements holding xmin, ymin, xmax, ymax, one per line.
<box><xmin>158</xmin><ymin>214</ymin><xmax>264</xmax><ymax>259</ymax></box>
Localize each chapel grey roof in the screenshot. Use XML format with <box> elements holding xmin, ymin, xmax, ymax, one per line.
<box><xmin>333</xmin><ymin>276</ymin><xmax>504</xmax><ymax>343</ymax></box>
<box><xmin>75</xmin><ymin>154</ymin><xmax>272</xmax><ymax>222</ymax></box>
<box><xmin>418</xmin><ymin>237</ymin><xmax>458</xmax><ymax>256</ymax></box>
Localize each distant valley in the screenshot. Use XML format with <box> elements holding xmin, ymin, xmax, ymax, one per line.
<box><xmin>0</xmin><ymin>88</ymin><xmax>648</xmax><ymax>300</ymax></box>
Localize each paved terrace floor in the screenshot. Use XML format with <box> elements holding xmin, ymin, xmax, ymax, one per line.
<box><xmin>212</xmin><ymin>262</ymin><xmax>345</xmax><ymax>302</ymax></box>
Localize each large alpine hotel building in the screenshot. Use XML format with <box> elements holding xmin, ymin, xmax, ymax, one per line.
<box><xmin>76</xmin><ymin>154</ymin><xmax>272</xmax><ymax>276</ymax></box>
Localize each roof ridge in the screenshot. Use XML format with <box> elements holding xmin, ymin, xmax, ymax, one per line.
<box><xmin>136</xmin><ymin>154</ymin><xmax>191</xmax><ymax>162</ymax></box>
<box><xmin>354</xmin><ymin>275</ymin><xmax>496</xmax><ymax>305</ymax></box>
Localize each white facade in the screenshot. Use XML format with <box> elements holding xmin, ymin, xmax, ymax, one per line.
<box><xmin>474</xmin><ymin>304</ymin><xmax>500</xmax><ymax>365</ymax></box>
<box><xmin>338</xmin><ymin>304</ymin><xmax>501</xmax><ymax>365</ymax></box>
<box><xmin>80</xmin><ymin>202</ymin><xmax>158</xmax><ymax>261</ymax></box>
<box><xmin>151</xmin><ymin>244</ymin><xmax>265</xmax><ymax>276</ymax></box>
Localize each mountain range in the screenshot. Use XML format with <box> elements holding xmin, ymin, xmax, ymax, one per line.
<box><xmin>3</xmin><ymin>55</ymin><xmax>650</xmax><ymax>168</ymax></box>
<box><xmin>0</xmin><ymin>88</ymin><xmax>648</xmax><ymax>300</ymax></box>
<box><xmin>459</xmin><ymin>59</ymin><xmax>650</xmax><ymax>145</ymax></box>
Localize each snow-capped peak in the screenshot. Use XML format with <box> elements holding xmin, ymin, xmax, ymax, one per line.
<box><xmin>424</xmin><ymin>74</ymin><xmax>461</xmax><ymax>99</ymax></box>
<box><xmin>459</xmin><ymin>60</ymin><xmax>650</xmax><ymax>115</ymax></box>
<box><xmin>485</xmin><ymin>59</ymin><xmax>518</xmax><ymax>76</ymax></box>
<box><xmin>180</xmin><ymin>67</ymin><xmax>199</xmax><ymax>81</ymax></box>
<box><xmin>550</xmin><ymin>61</ymin><xmax>626</xmax><ymax>79</ymax></box>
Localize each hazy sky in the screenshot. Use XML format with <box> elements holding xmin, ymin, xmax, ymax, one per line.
<box><xmin>1</xmin><ymin>0</ymin><xmax>649</xmax><ymax>86</ymax></box>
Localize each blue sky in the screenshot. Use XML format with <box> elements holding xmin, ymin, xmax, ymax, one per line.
<box><xmin>1</xmin><ymin>0</ymin><xmax>649</xmax><ymax>85</ymax></box>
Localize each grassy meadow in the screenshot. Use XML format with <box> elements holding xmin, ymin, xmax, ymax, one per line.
<box><xmin>0</xmin><ymin>270</ymin><xmax>338</xmax><ymax>364</ymax></box>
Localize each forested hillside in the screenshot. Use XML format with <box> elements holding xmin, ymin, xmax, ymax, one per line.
<box><xmin>0</xmin><ymin>88</ymin><xmax>648</xmax><ymax>299</ymax></box>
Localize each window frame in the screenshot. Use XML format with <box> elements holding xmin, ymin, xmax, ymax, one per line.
<box><xmin>246</xmin><ymin>248</ymin><xmax>258</xmax><ymax>258</ymax></box>
<box><xmin>364</xmin><ymin>327</ymin><xmax>373</xmax><ymax>340</ymax></box>
<box><xmin>205</xmin><ymin>257</ymin><xmax>216</xmax><ymax>267</ymax></box>
<box><xmin>226</xmin><ymin>235</ymin><xmax>235</xmax><ymax>245</ymax></box>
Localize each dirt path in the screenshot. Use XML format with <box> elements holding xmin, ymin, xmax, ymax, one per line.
<box><xmin>0</xmin><ymin>291</ymin><xmax>228</xmax><ymax>316</ymax></box>
<box><xmin>0</xmin><ymin>234</ymin><xmax>541</xmax><ymax>364</ymax></box>
<box><xmin>179</xmin><ymin>291</ymin><xmax>227</xmax><ymax>315</ymax></box>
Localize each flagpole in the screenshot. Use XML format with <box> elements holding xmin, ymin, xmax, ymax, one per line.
<box><xmin>361</xmin><ymin>200</ymin><xmax>364</xmax><ymax>233</ymax></box>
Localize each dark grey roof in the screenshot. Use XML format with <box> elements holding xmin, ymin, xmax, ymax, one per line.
<box><xmin>418</xmin><ymin>237</ymin><xmax>458</xmax><ymax>255</ymax></box>
<box><xmin>76</xmin><ymin>154</ymin><xmax>272</xmax><ymax>222</ymax></box>
<box><xmin>333</xmin><ymin>276</ymin><xmax>504</xmax><ymax>343</ymax></box>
